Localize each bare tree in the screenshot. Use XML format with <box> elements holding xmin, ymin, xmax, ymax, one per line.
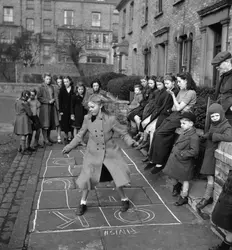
<box><xmin>0</xmin><ymin>30</ymin><xmax>40</xmax><ymax>81</ymax></box>
<box><xmin>56</xmin><ymin>28</ymin><xmax>86</xmax><ymax>76</ymax></box>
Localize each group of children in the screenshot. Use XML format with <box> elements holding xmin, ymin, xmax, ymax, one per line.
<box><xmin>13</xmin><ymin>75</ymin><xmax>88</xmax><ymax>154</ymax></box>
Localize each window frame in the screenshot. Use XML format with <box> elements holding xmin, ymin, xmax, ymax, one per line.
<box><xmin>26</xmin><ymin>18</ymin><xmax>34</xmax><ymax>32</ymax></box>
<box><xmin>43</xmin><ymin>19</ymin><xmax>52</xmax><ymax>34</ymax></box>
<box><xmin>128</xmin><ymin>1</ymin><xmax>134</xmax><ymax>34</ymax></box>
<box><xmin>64</xmin><ymin>10</ymin><xmax>74</xmax><ymax>26</ymax></box>
<box><xmin>91</xmin><ymin>12</ymin><xmax>101</xmax><ymax>27</ymax></box>
<box><xmin>43</xmin><ymin>0</ymin><xmax>52</xmax><ymax>11</ymax></box>
<box><xmin>26</xmin><ymin>0</ymin><xmax>34</xmax><ymax>10</ymax></box>
<box><xmin>122</xmin><ymin>8</ymin><xmax>126</xmax><ymax>38</ymax></box>
<box><xmin>43</xmin><ymin>44</ymin><xmax>51</xmax><ymax>57</ymax></box>
<box><xmin>3</xmin><ymin>6</ymin><xmax>14</xmax><ymax>23</ymax></box>
<box><xmin>87</xmin><ymin>56</ymin><xmax>106</xmax><ymax>64</ymax></box>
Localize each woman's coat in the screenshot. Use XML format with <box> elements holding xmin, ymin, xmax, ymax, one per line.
<box><xmin>37</xmin><ymin>83</ymin><xmax>59</xmax><ymax>129</ymax></box>
<box><xmin>163</xmin><ymin>128</ymin><xmax>199</xmax><ymax>181</ymax></box>
<box><xmin>65</xmin><ymin>112</ymin><xmax>134</xmax><ymax>190</ymax></box>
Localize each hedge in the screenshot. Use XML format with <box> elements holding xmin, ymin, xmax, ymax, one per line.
<box><xmin>75</xmin><ymin>72</ymin><xmax>126</xmax><ymax>90</ymax></box>
<box><xmin>107</xmin><ymin>75</ymin><xmax>143</xmax><ymax>100</ymax></box>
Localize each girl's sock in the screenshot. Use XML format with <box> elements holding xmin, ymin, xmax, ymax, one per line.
<box><xmin>203</xmin><ymin>183</ymin><xmax>214</xmax><ymax>199</ymax></box>
<box><xmin>80</xmin><ymin>200</ymin><xmax>87</xmax><ymax>205</ymax></box>
<box><xmin>181</xmin><ymin>181</ymin><xmax>189</xmax><ymax>198</ymax></box>
<box><xmin>121</xmin><ymin>197</ymin><xmax>128</xmax><ymax>201</ymax></box>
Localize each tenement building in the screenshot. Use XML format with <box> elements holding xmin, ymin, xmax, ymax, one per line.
<box><xmin>0</xmin><ymin>0</ymin><xmax>120</xmax><ymax>65</ymax></box>
<box><xmin>115</xmin><ymin>0</ymin><xmax>232</xmax><ymax>86</ymax></box>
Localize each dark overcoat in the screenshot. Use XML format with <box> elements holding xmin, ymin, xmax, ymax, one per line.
<box><xmin>127</xmin><ymin>85</ymin><xmax>150</xmax><ymax>121</ymax></box>
<box><xmin>37</xmin><ymin>83</ymin><xmax>59</xmax><ymax>129</ymax></box>
<box><xmin>200</xmin><ymin>119</ymin><xmax>232</xmax><ymax>175</ymax></box>
<box><xmin>163</xmin><ymin>128</ymin><xmax>199</xmax><ymax>181</ymax></box>
<box><xmin>59</xmin><ymin>86</ymin><xmax>74</xmax><ymax>133</ymax></box>
<box><xmin>71</xmin><ymin>94</ymin><xmax>87</xmax><ymax>129</ymax></box>
<box><xmin>65</xmin><ymin>112</ymin><xmax>134</xmax><ymax>190</ymax></box>
<box><xmin>212</xmin><ymin>170</ymin><xmax>232</xmax><ymax>232</ymax></box>
<box><xmin>14</xmin><ymin>99</ymin><xmax>33</xmax><ymax>135</ymax></box>
<box><xmin>141</xmin><ymin>89</ymin><xmax>158</xmax><ymax>120</ymax></box>
<box><xmin>143</xmin><ymin>87</ymin><xmax>179</xmax><ymax>130</ymax></box>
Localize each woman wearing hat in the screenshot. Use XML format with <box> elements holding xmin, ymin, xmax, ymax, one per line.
<box><xmin>163</xmin><ymin>112</ymin><xmax>199</xmax><ymax>206</ymax></box>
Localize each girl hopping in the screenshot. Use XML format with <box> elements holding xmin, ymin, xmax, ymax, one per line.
<box><xmin>62</xmin><ymin>94</ymin><xmax>138</xmax><ymax>215</ymax></box>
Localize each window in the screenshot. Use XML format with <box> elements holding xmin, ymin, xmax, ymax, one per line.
<box><xmin>87</xmin><ymin>56</ymin><xmax>106</xmax><ymax>64</ymax></box>
<box><xmin>158</xmin><ymin>0</ymin><xmax>162</xmax><ymax>13</ymax></box>
<box><xmin>122</xmin><ymin>9</ymin><xmax>126</xmax><ymax>37</ymax></box>
<box><xmin>145</xmin><ymin>0</ymin><xmax>148</xmax><ymax>24</ymax></box>
<box><xmin>103</xmin><ymin>34</ymin><xmax>109</xmax><ymax>48</ymax></box>
<box><xmin>129</xmin><ymin>2</ymin><xmax>134</xmax><ymax>33</ymax></box>
<box><xmin>44</xmin><ymin>0</ymin><xmax>51</xmax><ymax>10</ymax></box>
<box><xmin>92</xmin><ymin>12</ymin><xmax>101</xmax><ymax>27</ymax></box>
<box><xmin>86</xmin><ymin>33</ymin><xmax>92</xmax><ymax>48</ymax></box>
<box><xmin>26</xmin><ymin>18</ymin><xmax>34</xmax><ymax>31</ymax></box>
<box><xmin>43</xmin><ymin>19</ymin><xmax>52</xmax><ymax>34</ymax></box>
<box><xmin>3</xmin><ymin>7</ymin><xmax>13</xmax><ymax>22</ymax></box>
<box><xmin>43</xmin><ymin>45</ymin><xmax>51</xmax><ymax>57</ymax></box>
<box><xmin>64</xmin><ymin>10</ymin><xmax>74</xmax><ymax>26</ymax></box>
<box><xmin>177</xmin><ymin>33</ymin><xmax>193</xmax><ymax>72</ymax></box>
<box><xmin>26</xmin><ymin>0</ymin><xmax>34</xmax><ymax>9</ymax></box>
<box><xmin>92</xmin><ymin>33</ymin><xmax>101</xmax><ymax>48</ymax></box>
<box><xmin>144</xmin><ymin>48</ymin><xmax>151</xmax><ymax>76</ymax></box>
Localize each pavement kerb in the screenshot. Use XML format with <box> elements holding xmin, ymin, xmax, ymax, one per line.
<box><xmin>7</xmin><ymin>148</ymin><xmax>45</xmax><ymax>250</ymax></box>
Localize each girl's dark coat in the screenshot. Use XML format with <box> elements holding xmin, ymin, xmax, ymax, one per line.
<box><xmin>143</xmin><ymin>87</ymin><xmax>179</xmax><ymax>130</ymax></box>
<box><xmin>37</xmin><ymin>83</ymin><xmax>59</xmax><ymax>129</ymax></box>
<box><xmin>200</xmin><ymin>119</ymin><xmax>232</xmax><ymax>175</ymax></box>
<box><xmin>127</xmin><ymin>85</ymin><xmax>150</xmax><ymax>121</ymax></box>
<box><xmin>163</xmin><ymin>128</ymin><xmax>199</xmax><ymax>181</ymax></box>
<box><xmin>65</xmin><ymin>113</ymin><xmax>134</xmax><ymax>190</ymax></box>
<box><xmin>71</xmin><ymin>94</ymin><xmax>87</xmax><ymax>129</ymax></box>
<box><xmin>212</xmin><ymin>170</ymin><xmax>232</xmax><ymax>232</ymax></box>
<box><xmin>59</xmin><ymin>86</ymin><xmax>74</xmax><ymax>133</ymax></box>
<box><xmin>14</xmin><ymin>99</ymin><xmax>33</xmax><ymax>135</ymax></box>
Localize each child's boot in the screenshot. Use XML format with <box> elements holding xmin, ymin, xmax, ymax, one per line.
<box><xmin>174</xmin><ymin>196</ymin><xmax>188</xmax><ymax>206</ymax></box>
<box><xmin>172</xmin><ymin>182</ymin><xmax>182</xmax><ymax>197</ymax></box>
<box><xmin>21</xmin><ymin>139</ymin><xmax>31</xmax><ymax>155</ymax></box>
<box><xmin>76</xmin><ymin>204</ymin><xmax>87</xmax><ymax>216</ymax></box>
<box><xmin>196</xmin><ymin>197</ymin><xmax>213</xmax><ymax>210</ymax></box>
<box><xmin>209</xmin><ymin>240</ymin><xmax>232</xmax><ymax>250</ymax></box>
<box><xmin>120</xmin><ymin>199</ymin><xmax>130</xmax><ymax>212</ymax></box>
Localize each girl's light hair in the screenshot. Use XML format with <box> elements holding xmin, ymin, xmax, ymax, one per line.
<box><xmin>88</xmin><ymin>94</ymin><xmax>113</xmax><ymax>114</ymax></box>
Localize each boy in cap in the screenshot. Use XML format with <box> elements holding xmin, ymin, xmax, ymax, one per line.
<box><xmin>163</xmin><ymin>112</ymin><xmax>199</xmax><ymax>206</ymax></box>
<box><xmin>212</xmin><ymin>51</ymin><xmax>232</xmax><ymax>125</ymax></box>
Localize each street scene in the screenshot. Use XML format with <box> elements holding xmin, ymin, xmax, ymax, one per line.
<box><xmin>0</xmin><ymin>0</ymin><xmax>232</xmax><ymax>250</ymax></box>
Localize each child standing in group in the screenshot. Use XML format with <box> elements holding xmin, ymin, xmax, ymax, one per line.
<box><xmin>163</xmin><ymin>112</ymin><xmax>199</xmax><ymax>206</ymax></box>
<box><xmin>128</xmin><ymin>84</ymin><xmax>143</xmax><ymax>112</ymax></box>
<box><xmin>71</xmin><ymin>83</ymin><xmax>87</xmax><ymax>144</ymax></box>
<box><xmin>62</xmin><ymin>94</ymin><xmax>138</xmax><ymax>216</ymax></box>
<box><xmin>14</xmin><ymin>90</ymin><xmax>33</xmax><ymax>155</ymax></box>
<box><xmin>28</xmin><ymin>89</ymin><xmax>43</xmax><ymax>150</ymax></box>
<box><xmin>196</xmin><ymin>103</ymin><xmax>232</xmax><ymax>218</ymax></box>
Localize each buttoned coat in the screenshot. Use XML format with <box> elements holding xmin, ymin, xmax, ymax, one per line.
<box><xmin>37</xmin><ymin>83</ymin><xmax>59</xmax><ymax>129</ymax></box>
<box><xmin>65</xmin><ymin>112</ymin><xmax>134</xmax><ymax>190</ymax></box>
<box><xmin>163</xmin><ymin>128</ymin><xmax>199</xmax><ymax>181</ymax></box>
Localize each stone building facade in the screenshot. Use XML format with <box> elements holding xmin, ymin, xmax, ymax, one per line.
<box><xmin>0</xmin><ymin>0</ymin><xmax>120</xmax><ymax>65</ymax></box>
<box><xmin>115</xmin><ymin>0</ymin><xmax>232</xmax><ymax>86</ymax></box>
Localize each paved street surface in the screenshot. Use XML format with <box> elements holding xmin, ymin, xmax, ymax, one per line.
<box><xmin>4</xmin><ymin>139</ymin><xmax>219</xmax><ymax>250</ymax></box>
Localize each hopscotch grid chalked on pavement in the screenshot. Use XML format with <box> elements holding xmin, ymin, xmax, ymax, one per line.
<box><xmin>30</xmin><ymin>149</ymin><xmax>182</xmax><ymax>234</ymax></box>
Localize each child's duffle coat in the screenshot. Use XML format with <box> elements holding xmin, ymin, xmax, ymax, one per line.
<box><xmin>14</xmin><ymin>99</ymin><xmax>33</xmax><ymax>135</ymax></box>
<box><xmin>200</xmin><ymin>104</ymin><xmax>232</xmax><ymax>176</ymax></box>
<box><xmin>163</xmin><ymin>127</ymin><xmax>199</xmax><ymax>181</ymax></box>
<box><xmin>65</xmin><ymin>112</ymin><xmax>134</xmax><ymax>190</ymax></box>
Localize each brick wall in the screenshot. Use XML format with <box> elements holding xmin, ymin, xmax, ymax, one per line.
<box><xmin>116</xmin><ymin>0</ymin><xmax>231</xmax><ymax>86</ymax></box>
